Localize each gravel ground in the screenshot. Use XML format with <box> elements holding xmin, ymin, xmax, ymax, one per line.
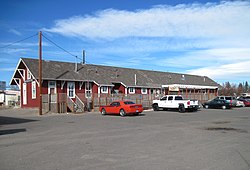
<box><xmin>0</xmin><ymin>107</ymin><xmax>250</xmax><ymax>170</ymax></box>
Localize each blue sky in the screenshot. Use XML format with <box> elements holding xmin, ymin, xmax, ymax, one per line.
<box><xmin>1</xmin><ymin>0</ymin><xmax>250</xmax><ymax>86</ymax></box>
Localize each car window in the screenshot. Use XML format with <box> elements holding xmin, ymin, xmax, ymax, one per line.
<box><xmin>160</xmin><ymin>97</ymin><xmax>167</xmax><ymax>101</ymax></box>
<box><xmin>175</xmin><ymin>96</ymin><xmax>183</xmax><ymax>100</ymax></box>
<box><xmin>168</xmin><ymin>96</ymin><xmax>173</xmax><ymax>100</ymax></box>
<box><xmin>225</xmin><ymin>97</ymin><xmax>231</xmax><ymax>100</ymax></box>
<box><xmin>124</xmin><ymin>101</ymin><xmax>135</xmax><ymax>105</ymax></box>
<box><xmin>110</xmin><ymin>102</ymin><xmax>120</xmax><ymax>106</ymax></box>
<box><xmin>220</xmin><ymin>97</ymin><xmax>224</xmax><ymax>100</ymax></box>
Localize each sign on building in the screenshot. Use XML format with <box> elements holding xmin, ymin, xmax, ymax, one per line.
<box><xmin>169</xmin><ymin>85</ymin><xmax>179</xmax><ymax>92</ymax></box>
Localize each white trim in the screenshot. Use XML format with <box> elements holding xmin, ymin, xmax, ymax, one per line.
<box><xmin>32</xmin><ymin>81</ymin><xmax>36</xmax><ymax>99</ymax></box>
<box><xmin>61</xmin><ymin>81</ymin><xmax>66</xmax><ymax>90</ymax></box>
<box><xmin>79</xmin><ymin>81</ymin><xmax>84</xmax><ymax>90</ymax></box>
<box><xmin>128</xmin><ymin>87</ymin><xmax>135</xmax><ymax>94</ymax></box>
<box><xmin>141</xmin><ymin>88</ymin><xmax>147</xmax><ymax>94</ymax></box>
<box><xmin>67</xmin><ymin>82</ymin><xmax>75</xmax><ymax>98</ymax></box>
<box><xmin>162</xmin><ymin>84</ymin><xmax>218</xmax><ymax>89</ymax></box>
<box><xmin>48</xmin><ymin>81</ymin><xmax>57</xmax><ymax>94</ymax></box>
<box><xmin>85</xmin><ymin>82</ymin><xmax>92</xmax><ymax>98</ymax></box>
<box><xmin>10</xmin><ymin>58</ymin><xmax>22</xmax><ymax>85</ymax></box>
<box><xmin>23</xmin><ymin>83</ymin><xmax>27</xmax><ymax>105</ymax></box>
<box><xmin>27</xmin><ymin>69</ymin><xmax>31</xmax><ymax>79</ymax></box>
<box><xmin>13</xmin><ymin>78</ymin><xmax>20</xmax><ymax>89</ymax></box>
<box><xmin>101</xmin><ymin>86</ymin><xmax>108</xmax><ymax>94</ymax></box>
<box><xmin>18</xmin><ymin>69</ymin><xmax>25</xmax><ymax>81</ymax></box>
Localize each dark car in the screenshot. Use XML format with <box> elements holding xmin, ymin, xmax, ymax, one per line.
<box><xmin>203</xmin><ymin>98</ymin><xmax>232</xmax><ymax>109</ymax></box>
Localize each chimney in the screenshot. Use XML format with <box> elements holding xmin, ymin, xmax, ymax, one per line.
<box><xmin>135</xmin><ymin>74</ymin><xmax>137</xmax><ymax>85</ymax></box>
<box><xmin>82</xmin><ymin>50</ymin><xmax>85</xmax><ymax>64</ymax></box>
<box><xmin>75</xmin><ymin>56</ymin><xmax>78</xmax><ymax>72</ymax></box>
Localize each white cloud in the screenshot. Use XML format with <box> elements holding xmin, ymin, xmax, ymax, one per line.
<box><xmin>45</xmin><ymin>1</ymin><xmax>250</xmax><ymax>41</ymax></box>
<box><xmin>43</xmin><ymin>1</ymin><xmax>250</xmax><ymax>83</ymax></box>
<box><xmin>187</xmin><ymin>61</ymin><xmax>250</xmax><ymax>81</ymax></box>
<box><xmin>8</xmin><ymin>29</ymin><xmax>22</xmax><ymax>36</ymax></box>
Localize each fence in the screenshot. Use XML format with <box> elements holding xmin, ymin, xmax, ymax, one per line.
<box><xmin>42</xmin><ymin>92</ymin><xmax>216</xmax><ymax>113</ymax></box>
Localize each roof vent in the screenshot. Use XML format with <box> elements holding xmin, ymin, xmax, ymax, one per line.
<box><xmin>181</xmin><ymin>75</ymin><xmax>185</xmax><ymax>81</ymax></box>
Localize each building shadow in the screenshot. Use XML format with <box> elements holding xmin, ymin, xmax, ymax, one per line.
<box><xmin>0</xmin><ymin>116</ymin><xmax>38</xmax><ymax>125</ymax></box>
<box><xmin>0</xmin><ymin>128</ymin><xmax>26</xmax><ymax>136</ymax></box>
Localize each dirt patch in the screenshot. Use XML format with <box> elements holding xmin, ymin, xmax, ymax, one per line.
<box><xmin>204</xmin><ymin>127</ymin><xmax>248</xmax><ymax>133</ymax></box>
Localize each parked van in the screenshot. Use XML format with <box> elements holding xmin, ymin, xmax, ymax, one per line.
<box><xmin>216</xmin><ymin>96</ymin><xmax>237</xmax><ymax>107</ymax></box>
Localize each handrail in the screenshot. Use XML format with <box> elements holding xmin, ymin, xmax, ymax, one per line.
<box><xmin>67</xmin><ymin>96</ymin><xmax>75</xmax><ymax>112</ymax></box>
<box><xmin>75</xmin><ymin>95</ymin><xmax>85</xmax><ymax>112</ymax></box>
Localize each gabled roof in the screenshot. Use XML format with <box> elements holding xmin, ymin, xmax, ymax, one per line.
<box><xmin>11</xmin><ymin>57</ymin><xmax>219</xmax><ymax>88</ymax></box>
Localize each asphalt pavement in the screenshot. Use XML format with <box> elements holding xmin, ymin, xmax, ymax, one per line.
<box><xmin>0</xmin><ymin>107</ymin><xmax>250</xmax><ymax>170</ymax></box>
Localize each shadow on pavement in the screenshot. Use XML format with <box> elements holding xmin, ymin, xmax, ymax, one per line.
<box><xmin>0</xmin><ymin>128</ymin><xmax>26</xmax><ymax>136</ymax></box>
<box><xmin>0</xmin><ymin>116</ymin><xmax>38</xmax><ymax>125</ymax></box>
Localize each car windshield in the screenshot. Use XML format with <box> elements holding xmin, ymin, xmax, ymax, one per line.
<box><xmin>124</xmin><ymin>101</ymin><xmax>135</xmax><ymax>105</ymax></box>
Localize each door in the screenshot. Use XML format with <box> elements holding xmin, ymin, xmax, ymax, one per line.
<box><xmin>23</xmin><ymin>83</ymin><xmax>27</xmax><ymax>105</ymax></box>
<box><xmin>165</xmin><ymin>96</ymin><xmax>174</xmax><ymax>108</ymax></box>
<box><xmin>48</xmin><ymin>81</ymin><xmax>56</xmax><ymax>94</ymax></box>
<box><xmin>67</xmin><ymin>82</ymin><xmax>75</xmax><ymax>98</ymax></box>
<box><xmin>158</xmin><ymin>96</ymin><xmax>167</xmax><ymax>107</ymax></box>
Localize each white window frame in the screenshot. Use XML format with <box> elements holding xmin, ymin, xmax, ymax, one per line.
<box><xmin>27</xmin><ymin>70</ymin><xmax>32</xmax><ymax>80</ymax></box>
<box><xmin>32</xmin><ymin>81</ymin><xmax>36</xmax><ymax>99</ymax></box>
<box><xmin>141</xmin><ymin>88</ymin><xmax>147</xmax><ymax>94</ymax></box>
<box><xmin>67</xmin><ymin>82</ymin><xmax>75</xmax><ymax>98</ymax></box>
<box><xmin>85</xmin><ymin>82</ymin><xmax>92</xmax><ymax>98</ymax></box>
<box><xmin>23</xmin><ymin>83</ymin><xmax>27</xmax><ymax>105</ymax></box>
<box><xmin>101</xmin><ymin>86</ymin><xmax>108</xmax><ymax>94</ymax></box>
<box><xmin>128</xmin><ymin>87</ymin><xmax>135</xmax><ymax>94</ymax></box>
<box><xmin>48</xmin><ymin>81</ymin><xmax>56</xmax><ymax>94</ymax></box>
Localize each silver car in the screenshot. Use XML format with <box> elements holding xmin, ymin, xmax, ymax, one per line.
<box><xmin>216</xmin><ymin>96</ymin><xmax>237</xmax><ymax>107</ymax></box>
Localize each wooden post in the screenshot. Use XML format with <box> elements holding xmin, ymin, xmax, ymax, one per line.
<box><xmin>38</xmin><ymin>31</ymin><xmax>42</xmax><ymax>115</ymax></box>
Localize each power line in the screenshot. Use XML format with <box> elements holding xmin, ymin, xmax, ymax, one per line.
<box><xmin>0</xmin><ymin>33</ymin><xmax>38</xmax><ymax>49</ymax></box>
<box><xmin>42</xmin><ymin>33</ymin><xmax>81</xmax><ymax>60</ymax></box>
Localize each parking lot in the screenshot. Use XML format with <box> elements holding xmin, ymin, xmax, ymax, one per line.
<box><xmin>0</xmin><ymin>107</ymin><xmax>250</xmax><ymax>170</ymax></box>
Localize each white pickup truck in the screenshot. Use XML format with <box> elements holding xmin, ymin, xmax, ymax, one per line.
<box><xmin>152</xmin><ymin>95</ymin><xmax>199</xmax><ymax>112</ymax></box>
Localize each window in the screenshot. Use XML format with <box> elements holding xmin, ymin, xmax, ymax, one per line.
<box><xmin>67</xmin><ymin>82</ymin><xmax>75</xmax><ymax>98</ymax></box>
<box><xmin>27</xmin><ymin>70</ymin><xmax>32</xmax><ymax>79</ymax></box>
<box><xmin>128</xmin><ymin>87</ymin><xmax>135</xmax><ymax>94</ymax></box>
<box><xmin>23</xmin><ymin>83</ymin><xmax>27</xmax><ymax>105</ymax></box>
<box><xmin>101</xmin><ymin>86</ymin><xmax>108</xmax><ymax>93</ymax></box>
<box><xmin>32</xmin><ymin>81</ymin><xmax>36</xmax><ymax>99</ymax></box>
<box><xmin>85</xmin><ymin>82</ymin><xmax>92</xmax><ymax>98</ymax></box>
<box><xmin>110</xmin><ymin>102</ymin><xmax>120</xmax><ymax>106</ymax></box>
<box><xmin>141</xmin><ymin>88</ymin><xmax>147</xmax><ymax>94</ymax></box>
<box><xmin>124</xmin><ymin>101</ymin><xmax>135</xmax><ymax>105</ymax></box>
<box><xmin>48</xmin><ymin>81</ymin><xmax>56</xmax><ymax>94</ymax></box>
<box><xmin>175</xmin><ymin>96</ymin><xmax>183</xmax><ymax>100</ymax></box>
<box><xmin>168</xmin><ymin>96</ymin><xmax>173</xmax><ymax>100</ymax></box>
<box><xmin>160</xmin><ymin>96</ymin><xmax>167</xmax><ymax>101</ymax></box>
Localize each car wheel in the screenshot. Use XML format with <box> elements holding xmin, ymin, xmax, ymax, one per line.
<box><xmin>101</xmin><ymin>108</ymin><xmax>106</xmax><ymax>115</ymax></box>
<box><xmin>222</xmin><ymin>105</ymin><xmax>226</xmax><ymax>110</ymax></box>
<box><xmin>205</xmin><ymin>105</ymin><xmax>209</xmax><ymax>109</ymax></box>
<box><xmin>178</xmin><ymin>104</ymin><xmax>186</xmax><ymax>113</ymax></box>
<box><xmin>119</xmin><ymin>109</ymin><xmax>126</xmax><ymax>117</ymax></box>
<box><xmin>152</xmin><ymin>104</ymin><xmax>159</xmax><ymax>111</ymax></box>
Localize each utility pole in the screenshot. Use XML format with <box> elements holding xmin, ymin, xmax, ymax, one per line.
<box><xmin>39</xmin><ymin>31</ymin><xmax>42</xmax><ymax>115</ymax></box>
